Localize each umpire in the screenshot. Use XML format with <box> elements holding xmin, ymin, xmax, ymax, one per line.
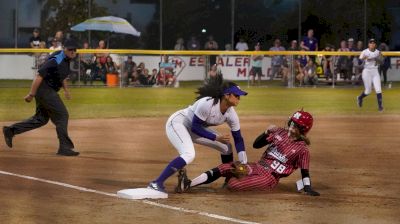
<box><xmin>3</xmin><ymin>39</ymin><xmax>79</xmax><ymax>156</ymax></box>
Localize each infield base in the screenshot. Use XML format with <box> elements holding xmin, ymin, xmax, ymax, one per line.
<box><xmin>117</xmin><ymin>188</ymin><xmax>168</xmax><ymax>199</ymax></box>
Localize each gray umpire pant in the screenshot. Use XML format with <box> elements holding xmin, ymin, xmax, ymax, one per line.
<box><xmin>9</xmin><ymin>84</ymin><xmax>74</xmax><ymax>151</ymax></box>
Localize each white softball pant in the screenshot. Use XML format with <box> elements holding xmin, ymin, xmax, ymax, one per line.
<box><xmin>165</xmin><ymin>111</ymin><xmax>232</xmax><ymax>164</ymax></box>
<box><xmin>362</xmin><ymin>68</ymin><xmax>382</xmax><ymax>94</ymax></box>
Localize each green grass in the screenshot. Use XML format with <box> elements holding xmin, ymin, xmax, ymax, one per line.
<box><xmin>1</xmin><ymin>82</ymin><xmax>399</xmax><ymax>121</ymax></box>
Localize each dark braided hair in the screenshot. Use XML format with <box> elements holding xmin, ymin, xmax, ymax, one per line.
<box><xmin>195</xmin><ymin>72</ymin><xmax>238</xmax><ymax>105</ymax></box>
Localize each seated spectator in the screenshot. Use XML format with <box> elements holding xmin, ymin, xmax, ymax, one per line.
<box><xmin>133</xmin><ymin>67</ymin><xmax>149</xmax><ymax>86</ymax></box>
<box><xmin>36</xmin><ymin>41</ymin><xmax>48</xmax><ymax>68</ymax></box>
<box><xmin>30</xmin><ymin>28</ymin><xmax>41</xmax><ymax>48</ymax></box>
<box><xmin>204</xmin><ymin>35</ymin><xmax>219</xmax><ymax>50</ymax></box>
<box><xmin>122</xmin><ymin>55</ymin><xmax>137</xmax><ymax>86</ymax></box>
<box><xmin>187</xmin><ymin>36</ymin><xmax>200</xmax><ymax>50</ymax></box>
<box><xmin>54</xmin><ymin>30</ymin><xmax>64</xmax><ymax>48</ymax></box>
<box><xmin>79</xmin><ymin>41</ymin><xmax>93</xmax><ymax>85</ymax></box>
<box><xmin>336</xmin><ymin>40</ymin><xmax>351</xmax><ymax>81</ymax></box>
<box><xmin>293</xmin><ymin>58</ymin><xmax>305</xmax><ymax>86</ymax></box>
<box><xmin>105</xmin><ymin>56</ymin><xmax>119</xmax><ymax>75</ymax></box>
<box><xmin>96</xmin><ymin>40</ymin><xmax>108</xmax><ymax>65</ymax></box>
<box><xmin>235</xmin><ymin>37</ymin><xmax>249</xmax><ymax>51</ymax></box>
<box><xmin>303</xmin><ymin>60</ymin><xmax>318</xmax><ymax>85</ymax></box>
<box><xmin>148</xmin><ymin>68</ymin><xmax>158</xmax><ymax>86</ymax></box>
<box><xmin>174</xmin><ymin>37</ymin><xmax>185</xmax><ymax>50</ymax></box>
<box><xmin>159</xmin><ymin>55</ymin><xmax>176</xmax><ymax>87</ymax></box>
<box><xmin>49</xmin><ymin>38</ymin><xmax>62</xmax><ymax>51</ymax></box>
<box><xmin>90</xmin><ymin>57</ymin><xmax>107</xmax><ymax>84</ymax></box>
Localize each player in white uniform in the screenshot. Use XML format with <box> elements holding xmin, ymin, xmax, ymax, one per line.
<box><xmin>357</xmin><ymin>39</ymin><xmax>384</xmax><ymax>111</ymax></box>
<box><xmin>148</xmin><ymin>76</ymin><xmax>248</xmax><ymax>194</ymax></box>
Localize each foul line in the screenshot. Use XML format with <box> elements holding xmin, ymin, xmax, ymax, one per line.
<box><xmin>0</xmin><ymin>170</ymin><xmax>260</xmax><ymax>224</ymax></box>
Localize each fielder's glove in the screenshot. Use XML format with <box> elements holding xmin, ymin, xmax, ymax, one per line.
<box><xmin>230</xmin><ymin>161</ymin><xmax>249</xmax><ymax>179</ymax></box>
<box><xmin>304</xmin><ymin>185</ymin><xmax>320</xmax><ymax>196</ymax></box>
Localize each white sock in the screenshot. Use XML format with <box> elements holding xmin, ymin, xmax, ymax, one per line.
<box><xmin>190</xmin><ymin>173</ymin><xmax>208</xmax><ymax>187</ymax></box>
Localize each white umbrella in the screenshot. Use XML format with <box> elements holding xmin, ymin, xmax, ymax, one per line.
<box><xmin>71</xmin><ymin>16</ymin><xmax>141</xmax><ymax>37</ymax></box>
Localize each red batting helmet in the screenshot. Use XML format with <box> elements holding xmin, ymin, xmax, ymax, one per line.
<box><xmin>289</xmin><ymin>110</ymin><xmax>313</xmax><ymax>134</ymax></box>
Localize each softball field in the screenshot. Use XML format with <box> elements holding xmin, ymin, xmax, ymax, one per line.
<box><xmin>1</xmin><ymin>85</ymin><xmax>399</xmax><ymax>224</ymax></box>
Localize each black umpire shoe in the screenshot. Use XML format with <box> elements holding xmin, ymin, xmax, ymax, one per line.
<box><xmin>3</xmin><ymin>126</ymin><xmax>14</xmax><ymax>148</ymax></box>
<box><xmin>57</xmin><ymin>148</ymin><xmax>80</xmax><ymax>156</ymax></box>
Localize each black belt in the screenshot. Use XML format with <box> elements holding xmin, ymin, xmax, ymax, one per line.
<box><xmin>258</xmin><ymin>160</ymin><xmax>279</xmax><ymax>179</ymax></box>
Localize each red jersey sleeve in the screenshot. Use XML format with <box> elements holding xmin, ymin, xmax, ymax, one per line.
<box><xmin>296</xmin><ymin>148</ymin><xmax>310</xmax><ymax>170</ymax></box>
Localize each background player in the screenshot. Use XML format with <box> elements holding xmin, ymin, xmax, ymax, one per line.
<box><xmin>357</xmin><ymin>38</ymin><xmax>384</xmax><ymax>111</ymax></box>
<box><xmin>2</xmin><ymin>39</ymin><xmax>80</xmax><ymax>156</ymax></box>
<box><xmin>148</xmin><ymin>75</ymin><xmax>248</xmax><ymax>195</ymax></box>
<box><xmin>176</xmin><ymin>110</ymin><xmax>320</xmax><ymax>196</ymax></box>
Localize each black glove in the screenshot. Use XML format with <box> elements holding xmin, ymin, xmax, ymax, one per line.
<box><xmin>304</xmin><ymin>185</ymin><xmax>320</xmax><ymax>196</ymax></box>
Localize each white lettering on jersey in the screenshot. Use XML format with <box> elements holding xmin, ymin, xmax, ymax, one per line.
<box><xmin>267</xmin><ymin>145</ymin><xmax>288</xmax><ymax>163</ymax></box>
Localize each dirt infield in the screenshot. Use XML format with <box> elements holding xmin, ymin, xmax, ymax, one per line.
<box><xmin>1</xmin><ymin>115</ymin><xmax>399</xmax><ymax>224</ymax></box>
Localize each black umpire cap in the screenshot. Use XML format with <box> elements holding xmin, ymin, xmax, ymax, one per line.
<box><xmin>64</xmin><ymin>39</ymin><xmax>79</xmax><ymax>49</ymax></box>
<box><xmin>368</xmin><ymin>38</ymin><xmax>377</xmax><ymax>44</ymax></box>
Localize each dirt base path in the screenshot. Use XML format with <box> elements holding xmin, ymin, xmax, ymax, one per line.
<box><xmin>1</xmin><ymin>115</ymin><xmax>400</xmax><ymax>224</ymax></box>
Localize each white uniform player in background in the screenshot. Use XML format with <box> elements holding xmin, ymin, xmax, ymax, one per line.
<box><xmin>148</xmin><ymin>75</ymin><xmax>248</xmax><ymax>195</ymax></box>
<box><xmin>357</xmin><ymin>38</ymin><xmax>384</xmax><ymax>111</ymax></box>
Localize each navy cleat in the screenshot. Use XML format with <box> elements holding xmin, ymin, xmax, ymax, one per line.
<box><xmin>148</xmin><ymin>181</ymin><xmax>166</xmax><ymax>193</ymax></box>
<box><xmin>378</xmin><ymin>106</ymin><xmax>384</xmax><ymax>112</ymax></box>
<box><xmin>3</xmin><ymin>126</ymin><xmax>14</xmax><ymax>148</ymax></box>
<box><xmin>356</xmin><ymin>96</ymin><xmax>363</xmax><ymax>108</ymax></box>
<box><xmin>175</xmin><ymin>169</ymin><xmax>191</xmax><ymax>193</ymax></box>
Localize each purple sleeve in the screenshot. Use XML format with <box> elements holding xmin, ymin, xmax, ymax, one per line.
<box><xmin>231</xmin><ymin>130</ymin><xmax>245</xmax><ymax>152</ymax></box>
<box><xmin>191</xmin><ymin>115</ymin><xmax>216</xmax><ymax>141</ymax></box>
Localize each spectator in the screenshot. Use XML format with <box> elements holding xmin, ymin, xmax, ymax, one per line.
<box><xmin>35</xmin><ymin>41</ymin><xmax>48</xmax><ymax>68</ymax></box>
<box><xmin>174</xmin><ymin>37</ymin><xmax>185</xmax><ymax>50</ymax></box>
<box><xmin>301</xmin><ymin>29</ymin><xmax>318</xmax><ymax>51</ymax></box>
<box><xmin>348</xmin><ymin>38</ymin><xmax>356</xmax><ymax>51</ymax></box>
<box><xmin>336</xmin><ymin>40</ymin><xmax>351</xmax><ymax>81</ymax></box>
<box><xmin>294</xmin><ymin>58</ymin><xmax>305</xmax><ymax>86</ymax></box>
<box><xmin>54</xmin><ymin>30</ymin><xmax>64</xmax><ymax>48</ymax></box>
<box><xmin>134</xmin><ymin>67</ymin><xmax>149</xmax><ymax>86</ymax></box>
<box><xmin>159</xmin><ymin>55</ymin><xmax>176</xmax><ymax>87</ymax></box>
<box><xmin>322</xmin><ymin>44</ymin><xmax>335</xmax><ymax>81</ymax></box>
<box><xmin>105</xmin><ymin>56</ymin><xmax>119</xmax><ymax>75</ymax></box>
<box><xmin>204</xmin><ymin>35</ymin><xmax>219</xmax><ymax>50</ymax></box>
<box><xmin>96</xmin><ymin>40</ymin><xmax>108</xmax><ymax>65</ymax></box>
<box><xmin>90</xmin><ymin>57</ymin><xmax>107</xmax><ymax>84</ymax></box>
<box><xmin>352</xmin><ymin>41</ymin><xmax>364</xmax><ymax>85</ymax></box>
<box><xmin>378</xmin><ymin>43</ymin><xmax>391</xmax><ymax>86</ymax></box>
<box><xmin>79</xmin><ymin>41</ymin><xmax>93</xmax><ymax>85</ymax></box>
<box><xmin>235</xmin><ymin>37</ymin><xmax>248</xmax><ymax>51</ymax></box>
<box><xmin>225</xmin><ymin>44</ymin><xmax>232</xmax><ymax>51</ymax></box>
<box><xmin>250</xmin><ymin>43</ymin><xmax>263</xmax><ymax>86</ymax></box>
<box><xmin>204</xmin><ymin>35</ymin><xmax>219</xmax><ymax>66</ymax></box>
<box><xmin>288</xmin><ymin>40</ymin><xmax>299</xmax><ymax>51</ymax></box>
<box><xmin>187</xmin><ymin>36</ymin><xmax>200</xmax><ymax>50</ymax></box>
<box><xmin>303</xmin><ymin>60</ymin><xmax>318</xmax><ymax>85</ymax></box>
<box><xmin>29</xmin><ymin>28</ymin><xmax>42</xmax><ymax>48</ymax></box>
<box><xmin>269</xmin><ymin>38</ymin><xmax>286</xmax><ymax>80</ymax></box>
<box><xmin>148</xmin><ymin>68</ymin><xmax>158</xmax><ymax>86</ymax></box>
<box><xmin>122</xmin><ymin>55</ymin><xmax>137</xmax><ymax>86</ymax></box>
<box><xmin>49</xmin><ymin>38</ymin><xmax>62</xmax><ymax>51</ymax></box>
<box><xmin>208</xmin><ymin>63</ymin><xmax>218</xmax><ymax>79</ymax></box>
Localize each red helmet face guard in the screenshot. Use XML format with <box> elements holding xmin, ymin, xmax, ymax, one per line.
<box><xmin>289</xmin><ymin>110</ymin><xmax>313</xmax><ymax>134</ymax></box>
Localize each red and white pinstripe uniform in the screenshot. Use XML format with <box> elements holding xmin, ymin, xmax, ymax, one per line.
<box><xmin>217</xmin><ymin>127</ymin><xmax>310</xmax><ymax>191</ymax></box>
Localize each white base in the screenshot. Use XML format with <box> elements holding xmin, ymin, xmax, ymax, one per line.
<box><xmin>117</xmin><ymin>188</ymin><xmax>168</xmax><ymax>199</ymax></box>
